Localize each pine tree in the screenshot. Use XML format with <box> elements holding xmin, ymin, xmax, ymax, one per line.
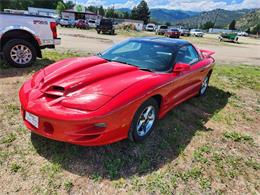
<box><xmin>131</xmin><ymin>6</ymin><xmax>138</xmax><ymax>20</ymax></box>
<box><xmin>98</xmin><ymin>6</ymin><xmax>105</xmax><ymax>16</ymax></box>
<box><xmin>229</xmin><ymin>20</ymin><xmax>236</xmax><ymax>30</ymax></box>
<box><xmin>136</xmin><ymin>0</ymin><xmax>150</xmax><ymax>24</ymax></box>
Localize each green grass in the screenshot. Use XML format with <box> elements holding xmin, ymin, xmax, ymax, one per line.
<box><xmin>223</xmin><ymin>131</ymin><xmax>253</xmax><ymax>142</ymax></box>
<box><xmin>193</xmin><ymin>145</ymin><xmax>212</xmax><ymax>164</ymax></box>
<box><xmin>0</xmin><ymin>133</ymin><xmax>16</xmax><ymax>144</ymax></box>
<box><xmin>213</xmin><ymin>65</ymin><xmax>260</xmax><ymax>90</ymax></box>
<box><xmin>64</xmin><ymin>180</ymin><xmax>74</xmax><ymax>192</ymax></box>
<box><xmin>10</xmin><ymin>163</ymin><xmax>22</xmax><ymax>173</ymax></box>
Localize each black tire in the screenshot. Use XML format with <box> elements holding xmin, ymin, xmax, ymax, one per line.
<box><xmin>129</xmin><ymin>98</ymin><xmax>159</xmax><ymax>142</ymax></box>
<box><xmin>3</xmin><ymin>39</ymin><xmax>37</xmax><ymax>68</ymax></box>
<box><xmin>198</xmin><ymin>74</ymin><xmax>210</xmax><ymax>96</ymax></box>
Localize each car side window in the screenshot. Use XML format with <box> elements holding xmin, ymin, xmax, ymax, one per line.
<box><xmin>175</xmin><ymin>45</ymin><xmax>200</xmax><ymax>65</ymax></box>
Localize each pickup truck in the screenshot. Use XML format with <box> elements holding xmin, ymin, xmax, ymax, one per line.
<box><xmin>0</xmin><ymin>12</ymin><xmax>61</xmax><ymax>68</ymax></box>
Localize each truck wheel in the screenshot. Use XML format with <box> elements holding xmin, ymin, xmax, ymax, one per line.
<box><xmin>3</xmin><ymin>39</ymin><xmax>36</xmax><ymax>68</ymax></box>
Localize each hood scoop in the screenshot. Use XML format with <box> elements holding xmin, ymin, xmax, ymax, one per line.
<box><xmin>44</xmin><ymin>85</ymin><xmax>65</xmax><ymax>98</ymax></box>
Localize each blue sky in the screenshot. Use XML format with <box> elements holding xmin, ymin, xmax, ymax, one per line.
<box><xmin>71</xmin><ymin>0</ymin><xmax>260</xmax><ymax>11</ymax></box>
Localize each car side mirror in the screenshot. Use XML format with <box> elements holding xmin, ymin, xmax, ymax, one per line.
<box><xmin>173</xmin><ymin>63</ymin><xmax>190</xmax><ymax>73</ymax></box>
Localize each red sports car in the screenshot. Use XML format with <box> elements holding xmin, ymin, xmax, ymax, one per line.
<box><xmin>19</xmin><ymin>37</ymin><xmax>215</xmax><ymax>146</ymax></box>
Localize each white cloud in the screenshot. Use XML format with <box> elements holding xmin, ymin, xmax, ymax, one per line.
<box><xmin>83</xmin><ymin>0</ymin><xmax>260</xmax><ymax>11</ymax></box>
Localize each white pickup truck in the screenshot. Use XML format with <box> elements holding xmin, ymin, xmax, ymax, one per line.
<box><xmin>0</xmin><ymin>12</ymin><xmax>61</xmax><ymax>67</ymax></box>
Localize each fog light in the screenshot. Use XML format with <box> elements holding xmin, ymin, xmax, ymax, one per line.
<box><xmin>43</xmin><ymin>122</ymin><xmax>54</xmax><ymax>134</ymax></box>
<box><xmin>94</xmin><ymin>123</ymin><xmax>106</xmax><ymax>128</ymax></box>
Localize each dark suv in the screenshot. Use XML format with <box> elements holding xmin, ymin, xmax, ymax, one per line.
<box><xmin>96</xmin><ymin>19</ymin><xmax>115</xmax><ymax>35</ymax></box>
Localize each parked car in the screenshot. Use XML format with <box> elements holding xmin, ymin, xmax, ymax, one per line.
<box><xmin>165</xmin><ymin>28</ymin><xmax>181</xmax><ymax>38</ymax></box>
<box><xmin>96</xmin><ymin>19</ymin><xmax>115</xmax><ymax>35</ymax></box>
<box><xmin>237</xmin><ymin>31</ymin><xmax>248</xmax><ymax>36</ymax></box>
<box><xmin>179</xmin><ymin>28</ymin><xmax>190</xmax><ymax>36</ymax></box>
<box><xmin>0</xmin><ymin>12</ymin><xmax>60</xmax><ymax>67</ymax></box>
<box><xmin>19</xmin><ymin>37</ymin><xmax>215</xmax><ymax>146</ymax></box>
<box><xmin>190</xmin><ymin>29</ymin><xmax>204</xmax><ymax>37</ymax></box>
<box><xmin>218</xmin><ymin>33</ymin><xmax>239</xmax><ymax>43</ymax></box>
<box><xmin>88</xmin><ymin>19</ymin><xmax>96</xmax><ymax>28</ymax></box>
<box><xmin>146</xmin><ymin>23</ymin><xmax>156</xmax><ymax>31</ymax></box>
<box><xmin>75</xmin><ymin>19</ymin><xmax>88</xmax><ymax>29</ymax></box>
<box><xmin>155</xmin><ymin>25</ymin><xmax>168</xmax><ymax>35</ymax></box>
<box><xmin>60</xmin><ymin>18</ymin><xmax>75</xmax><ymax>27</ymax></box>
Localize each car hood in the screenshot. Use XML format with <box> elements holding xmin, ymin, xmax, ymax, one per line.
<box><xmin>29</xmin><ymin>56</ymin><xmax>153</xmax><ymax>111</ymax></box>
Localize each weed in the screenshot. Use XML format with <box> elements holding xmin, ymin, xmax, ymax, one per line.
<box><xmin>5</xmin><ymin>104</ymin><xmax>20</xmax><ymax>114</ymax></box>
<box><xmin>245</xmin><ymin>158</ymin><xmax>260</xmax><ymax>170</ymax></box>
<box><xmin>90</xmin><ymin>172</ymin><xmax>102</xmax><ymax>182</ymax></box>
<box><xmin>10</xmin><ymin>163</ymin><xmax>22</xmax><ymax>173</ymax></box>
<box><xmin>0</xmin><ymin>151</ymin><xmax>9</xmax><ymax>164</ymax></box>
<box><xmin>41</xmin><ymin>162</ymin><xmax>61</xmax><ymax>178</ymax></box>
<box><xmin>199</xmin><ymin>177</ymin><xmax>211</xmax><ymax>189</ymax></box>
<box><xmin>193</xmin><ymin>144</ymin><xmax>212</xmax><ymax>164</ymax></box>
<box><xmin>223</xmin><ymin>131</ymin><xmax>253</xmax><ymax>142</ymax></box>
<box><xmin>113</xmin><ymin>178</ymin><xmax>127</xmax><ymax>188</ymax></box>
<box><xmin>176</xmin><ymin>167</ymin><xmax>202</xmax><ymax>181</ymax></box>
<box><xmin>0</xmin><ymin>133</ymin><xmax>16</xmax><ymax>144</ymax></box>
<box><xmin>64</xmin><ymin>180</ymin><xmax>73</xmax><ymax>192</ymax></box>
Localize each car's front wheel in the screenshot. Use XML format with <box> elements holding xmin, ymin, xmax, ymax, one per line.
<box><xmin>199</xmin><ymin>74</ymin><xmax>210</xmax><ymax>96</ymax></box>
<box><xmin>129</xmin><ymin>98</ymin><xmax>159</xmax><ymax>142</ymax></box>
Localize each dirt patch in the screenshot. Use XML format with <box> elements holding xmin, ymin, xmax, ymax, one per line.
<box><xmin>60</xmin><ymin>33</ymin><xmax>113</xmax><ymax>43</ymax></box>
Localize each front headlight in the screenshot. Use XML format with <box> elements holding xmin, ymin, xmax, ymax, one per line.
<box><xmin>61</xmin><ymin>94</ymin><xmax>112</xmax><ymax>111</ymax></box>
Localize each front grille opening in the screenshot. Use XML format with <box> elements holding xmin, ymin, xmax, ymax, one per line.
<box><xmin>74</xmin><ymin>134</ymin><xmax>100</xmax><ymax>141</ymax></box>
<box><xmin>52</xmin><ymin>86</ymin><xmax>64</xmax><ymax>91</ymax></box>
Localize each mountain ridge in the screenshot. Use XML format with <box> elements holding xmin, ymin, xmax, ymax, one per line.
<box><xmin>117</xmin><ymin>8</ymin><xmax>256</xmax><ymax>28</ymax></box>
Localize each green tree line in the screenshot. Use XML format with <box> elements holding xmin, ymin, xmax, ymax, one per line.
<box><xmin>0</xmin><ymin>0</ymin><xmax>151</xmax><ymax>24</ymax></box>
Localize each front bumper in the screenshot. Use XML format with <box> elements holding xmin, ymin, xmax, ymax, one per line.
<box><xmin>21</xmin><ymin>107</ymin><xmax>129</xmax><ymax>146</ymax></box>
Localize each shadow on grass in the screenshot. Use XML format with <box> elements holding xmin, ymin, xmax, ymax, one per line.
<box><xmin>31</xmin><ymin>86</ymin><xmax>231</xmax><ymax>180</ymax></box>
<box><xmin>0</xmin><ymin>58</ymin><xmax>55</xmax><ymax>78</ymax></box>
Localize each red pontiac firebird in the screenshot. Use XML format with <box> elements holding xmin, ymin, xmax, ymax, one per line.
<box><xmin>19</xmin><ymin>37</ymin><xmax>215</xmax><ymax>146</ymax></box>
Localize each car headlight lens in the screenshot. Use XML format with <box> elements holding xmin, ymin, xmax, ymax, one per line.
<box><xmin>61</xmin><ymin>94</ymin><xmax>112</xmax><ymax>111</ymax></box>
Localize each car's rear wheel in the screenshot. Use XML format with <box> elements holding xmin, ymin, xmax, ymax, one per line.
<box><xmin>3</xmin><ymin>39</ymin><xmax>36</xmax><ymax>68</ymax></box>
<box><xmin>198</xmin><ymin>74</ymin><xmax>210</xmax><ymax>96</ymax></box>
<box><xmin>129</xmin><ymin>98</ymin><xmax>159</xmax><ymax>142</ymax></box>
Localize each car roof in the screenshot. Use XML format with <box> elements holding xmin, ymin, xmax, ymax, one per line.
<box><xmin>130</xmin><ymin>37</ymin><xmax>190</xmax><ymax>47</ymax></box>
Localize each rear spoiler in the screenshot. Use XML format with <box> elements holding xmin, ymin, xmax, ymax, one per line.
<box><xmin>200</xmin><ymin>49</ymin><xmax>215</xmax><ymax>58</ymax></box>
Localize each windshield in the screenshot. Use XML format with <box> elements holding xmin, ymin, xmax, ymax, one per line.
<box><xmin>99</xmin><ymin>40</ymin><xmax>175</xmax><ymax>72</ymax></box>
